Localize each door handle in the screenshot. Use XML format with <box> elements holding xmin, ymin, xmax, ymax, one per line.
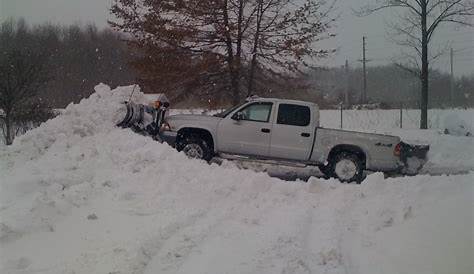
<box><xmin>261</xmin><ymin>128</ymin><xmax>271</xmax><ymax>133</ymax></box>
<box><xmin>301</xmin><ymin>132</ymin><xmax>310</xmax><ymax>137</ymax></box>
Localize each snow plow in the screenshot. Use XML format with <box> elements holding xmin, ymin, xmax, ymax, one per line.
<box><xmin>116</xmin><ymin>94</ymin><xmax>170</xmax><ymax>142</ymax></box>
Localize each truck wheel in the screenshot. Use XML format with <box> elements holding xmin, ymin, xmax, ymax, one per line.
<box><xmin>178</xmin><ymin>136</ymin><xmax>213</xmax><ymax>162</ymax></box>
<box><xmin>329</xmin><ymin>152</ymin><xmax>364</xmax><ymax>183</ymax></box>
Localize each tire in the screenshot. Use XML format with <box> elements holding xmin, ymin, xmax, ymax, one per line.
<box><xmin>327</xmin><ymin>152</ymin><xmax>364</xmax><ymax>183</ymax></box>
<box><xmin>177</xmin><ymin>135</ymin><xmax>213</xmax><ymax>161</ymax></box>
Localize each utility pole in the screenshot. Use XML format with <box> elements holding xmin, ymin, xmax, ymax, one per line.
<box><xmin>345</xmin><ymin>60</ymin><xmax>350</xmax><ymax>106</ymax></box>
<box><xmin>358</xmin><ymin>36</ymin><xmax>369</xmax><ymax>104</ymax></box>
<box><xmin>450</xmin><ymin>47</ymin><xmax>454</xmax><ymax>105</ymax></box>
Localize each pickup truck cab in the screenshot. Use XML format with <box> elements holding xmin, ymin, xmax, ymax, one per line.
<box><xmin>160</xmin><ymin>97</ymin><xmax>406</xmax><ymax>182</ymax></box>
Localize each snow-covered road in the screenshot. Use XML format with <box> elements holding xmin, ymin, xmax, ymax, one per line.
<box><xmin>1</xmin><ymin>84</ymin><xmax>472</xmax><ymax>274</ymax></box>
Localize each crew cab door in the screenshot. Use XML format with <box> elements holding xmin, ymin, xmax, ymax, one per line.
<box><xmin>216</xmin><ymin>102</ymin><xmax>274</xmax><ymax>157</ymax></box>
<box><xmin>269</xmin><ymin>103</ymin><xmax>314</xmax><ymax>160</ymax></box>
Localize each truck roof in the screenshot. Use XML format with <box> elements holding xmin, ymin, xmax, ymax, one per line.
<box><xmin>247</xmin><ymin>96</ymin><xmax>319</xmax><ymax>108</ymax></box>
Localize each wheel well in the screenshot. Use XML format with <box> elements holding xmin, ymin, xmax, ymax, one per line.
<box><xmin>176</xmin><ymin>128</ymin><xmax>214</xmax><ymax>152</ymax></box>
<box><xmin>327</xmin><ymin>144</ymin><xmax>366</xmax><ymax>168</ymax></box>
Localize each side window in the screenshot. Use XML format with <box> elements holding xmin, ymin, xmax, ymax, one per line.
<box><xmin>237</xmin><ymin>102</ymin><xmax>273</xmax><ymax>122</ymax></box>
<box><xmin>277</xmin><ymin>104</ymin><xmax>311</xmax><ymax>126</ymax></box>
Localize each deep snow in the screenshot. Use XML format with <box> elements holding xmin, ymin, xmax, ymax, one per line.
<box><xmin>0</xmin><ymin>84</ymin><xmax>473</xmax><ymax>274</ymax></box>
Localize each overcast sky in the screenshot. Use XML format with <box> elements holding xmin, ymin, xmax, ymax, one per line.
<box><xmin>1</xmin><ymin>0</ymin><xmax>473</xmax><ymax>76</ymax></box>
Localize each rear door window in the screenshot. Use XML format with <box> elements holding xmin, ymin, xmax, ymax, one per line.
<box><xmin>277</xmin><ymin>104</ymin><xmax>311</xmax><ymax>126</ymax></box>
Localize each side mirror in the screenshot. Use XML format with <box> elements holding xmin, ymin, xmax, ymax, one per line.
<box><xmin>232</xmin><ymin>112</ymin><xmax>245</xmax><ymax>121</ymax></box>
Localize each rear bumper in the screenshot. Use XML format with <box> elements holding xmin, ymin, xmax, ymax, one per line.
<box><xmin>370</xmin><ymin>142</ymin><xmax>430</xmax><ymax>174</ymax></box>
<box><xmin>158</xmin><ymin>131</ymin><xmax>177</xmax><ymax>147</ymax></box>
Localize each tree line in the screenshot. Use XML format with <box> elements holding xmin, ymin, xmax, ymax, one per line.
<box><xmin>308</xmin><ymin>64</ymin><xmax>474</xmax><ymax>109</ymax></box>
<box><xmin>0</xmin><ymin>19</ymin><xmax>136</xmax><ymax>144</ymax></box>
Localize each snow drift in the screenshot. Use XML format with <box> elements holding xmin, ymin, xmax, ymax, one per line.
<box><xmin>0</xmin><ymin>84</ymin><xmax>472</xmax><ymax>274</ymax></box>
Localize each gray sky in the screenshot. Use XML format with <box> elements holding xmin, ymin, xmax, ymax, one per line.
<box><xmin>1</xmin><ymin>0</ymin><xmax>473</xmax><ymax>75</ymax></box>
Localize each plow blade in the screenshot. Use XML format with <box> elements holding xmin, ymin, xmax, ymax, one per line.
<box><xmin>116</xmin><ymin>102</ymin><xmax>140</xmax><ymax>128</ymax></box>
<box><xmin>116</xmin><ymin>102</ymin><xmax>167</xmax><ymax>138</ymax></box>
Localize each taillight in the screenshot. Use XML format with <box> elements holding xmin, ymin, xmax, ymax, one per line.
<box><xmin>394</xmin><ymin>142</ymin><xmax>402</xmax><ymax>157</ymax></box>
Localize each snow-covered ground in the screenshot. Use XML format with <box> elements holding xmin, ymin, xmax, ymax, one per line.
<box><xmin>0</xmin><ymin>84</ymin><xmax>473</xmax><ymax>274</ymax></box>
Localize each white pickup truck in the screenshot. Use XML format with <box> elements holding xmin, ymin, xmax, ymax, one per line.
<box><xmin>154</xmin><ymin>97</ymin><xmax>428</xmax><ymax>182</ymax></box>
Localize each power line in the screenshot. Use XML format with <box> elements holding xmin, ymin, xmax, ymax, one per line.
<box><xmin>336</xmin><ymin>36</ymin><xmax>473</xmax><ymax>50</ymax></box>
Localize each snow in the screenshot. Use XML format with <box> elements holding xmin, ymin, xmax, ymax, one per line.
<box><xmin>443</xmin><ymin>113</ymin><xmax>472</xmax><ymax>136</ymax></box>
<box><xmin>1</xmin><ymin>84</ymin><xmax>473</xmax><ymax>274</ymax></box>
<box><xmin>344</xmin><ymin>173</ymin><xmax>473</xmax><ymax>274</ymax></box>
<box><xmin>319</xmin><ymin>108</ymin><xmax>474</xmax><ymax>131</ymax></box>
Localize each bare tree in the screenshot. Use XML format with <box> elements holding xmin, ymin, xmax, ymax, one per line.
<box><xmin>110</xmin><ymin>0</ymin><xmax>336</xmax><ymax>104</ymax></box>
<box><xmin>247</xmin><ymin>0</ymin><xmax>336</xmax><ymax>96</ymax></box>
<box><xmin>358</xmin><ymin>0</ymin><xmax>474</xmax><ymax>129</ymax></box>
<box><xmin>0</xmin><ymin>21</ymin><xmax>53</xmax><ymax>145</ymax></box>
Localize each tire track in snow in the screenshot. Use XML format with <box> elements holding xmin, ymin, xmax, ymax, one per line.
<box><xmin>146</xmin><ymin>179</ymin><xmax>353</xmax><ymax>274</ymax></box>
<box><xmin>141</xmin><ymin>181</ymin><xmax>285</xmax><ymax>274</ymax></box>
<box><xmin>137</xmin><ymin>181</ymin><xmax>304</xmax><ymax>274</ymax></box>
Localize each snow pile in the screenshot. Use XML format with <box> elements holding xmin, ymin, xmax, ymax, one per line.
<box><xmin>442</xmin><ymin>113</ymin><xmax>472</xmax><ymax>136</ymax></box>
<box><xmin>421</xmin><ymin>134</ymin><xmax>474</xmax><ymax>173</ymax></box>
<box><xmin>1</xmin><ymin>84</ymin><xmax>473</xmax><ymax>274</ymax></box>
<box><xmin>1</xmin><ymin>84</ymin><xmax>150</xmax><ymax>165</ymax></box>
<box><xmin>346</xmin><ymin>173</ymin><xmax>473</xmax><ymax>274</ymax></box>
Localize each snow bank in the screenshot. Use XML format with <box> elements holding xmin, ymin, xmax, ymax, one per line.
<box><xmin>345</xmin><ymin>173</ymin><xmax>473</xmax><ymax>274</ymax></box>
<box><xmin>1</xmin><ymin>84</ymin><xmax>473</xmax><ymax>274</ymax></box>
<box><xmin>443</xmin><ymin>113</ymin><xmax>472</xmax><ymax>136</ymax></box>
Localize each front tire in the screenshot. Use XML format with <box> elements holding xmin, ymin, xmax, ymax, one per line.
<box><xmin>177</xmin><ymin>136</ymin><xmax>213</xmax><ymax>161</ymax></box>
<box><xmin>326</xmin><ymin>152</ymin><xmax>364</xmax><ymax>183</ymax></box>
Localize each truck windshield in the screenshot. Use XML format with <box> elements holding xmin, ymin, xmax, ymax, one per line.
<box><xmin>214</xmin><ymin>102</ymin><xmax>245</xmax><ymax>118</ymax></box>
